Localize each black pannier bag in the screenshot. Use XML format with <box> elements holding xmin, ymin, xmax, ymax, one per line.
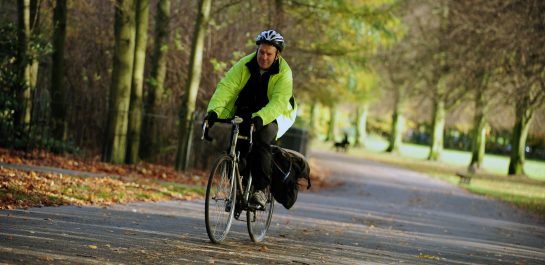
<box><xmin>270</xmin><ymin>145</ymin><xmax>311</xmax><ymax>209</ymax></box>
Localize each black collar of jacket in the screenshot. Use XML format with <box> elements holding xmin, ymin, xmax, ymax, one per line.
<box><xmin>246</xmin><ymin>54</ymin><xmax>280</xmax><ymax>75</ymax></box>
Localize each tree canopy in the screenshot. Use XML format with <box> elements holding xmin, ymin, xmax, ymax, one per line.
<box><xmin>1</xmin><ymin>0</ymin><xmax>544</xmax><ymax>175</ymax></box>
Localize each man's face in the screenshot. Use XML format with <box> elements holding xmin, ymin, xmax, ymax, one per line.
<box><xmin>257</xmin><ymin>44</ymin><xmax>278</xmax><ymax>70</ymax></box>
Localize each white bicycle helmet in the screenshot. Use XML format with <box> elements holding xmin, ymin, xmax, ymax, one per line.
<box><xmin>256</xmin><ymin>30</ymin><xmax>285</xmax><ymax>52</ymax></box>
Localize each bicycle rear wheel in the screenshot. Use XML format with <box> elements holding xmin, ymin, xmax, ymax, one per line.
<box><xmin>247</xmin><ymin>186</ymin><xmax>274</xmax><ymax>243</ymax></box>
<box><xmin>205</xmin><ymin>155</ymin><xmax>236</xmax><ymax>243</ymax></box>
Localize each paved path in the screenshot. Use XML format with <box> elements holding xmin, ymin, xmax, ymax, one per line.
<box><xmin>0</xmin><ymin>162</ymin><xmax>108</xmax><ymax>177</ymax></box>
<box><xmin>1</xmin><ymin>151</ymin><xmax>545</xmax><ymax>264</ymax></box>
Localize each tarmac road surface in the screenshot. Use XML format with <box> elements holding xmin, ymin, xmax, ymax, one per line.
<box><xmin>1</xmin><ymin>150</ymin><xmax>545</xmax><ymax>264</ymax></box>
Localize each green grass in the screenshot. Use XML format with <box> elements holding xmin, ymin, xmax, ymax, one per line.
<box><xmin>311</xmin><ymin>135</ymin><xmax>545</xmax><ymax>218</ymax></box>
<box><xmin>361</xmin><ymin>135</ymin><xmax>545</xmax><ymax>180</ymax></box>
<box><xmin>160</xmin><ymin>182</ymin><xmax>206</xmax><ymax>195</ymax></box>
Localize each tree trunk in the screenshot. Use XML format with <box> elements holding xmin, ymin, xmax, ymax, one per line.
<box><xmin>308</xmin><ymin>102</ymin><xmax>318</xmax><ymax>140</ymax></box>
<box><xmin>325</xmin><ymin>106</ymin><xmax>337</xmax><ymax>142</ymax></box>
<box><xmin>386</xmin><ymin>111</ymin><xmax>404</xmax><ymax>154</ymax></box>
<box><xmin>272</xmin><ymin>0</ymin><xmax>285</xmax><ymax>31</ymax></box>
<box><xmin>50</xmin><ymin>0</ymin><xmax>67</xmax><ymax>141</ymax></box>
<box><xmin>28</xmin><ymin>0</ymin><xmax>39</xmax><ymax>121</ymax></box>
<box><xmin>428</xmin><ymin>99</ymin><xmax>445</xmax><ymax>161</ymax></box>
<box><xmin>468</xmin><ymin>88</ymin><xmax>487</xmax><ymax>171</ymax></box>
<box><xmin>15</xmin><ymin>0</ymin><xmax>37</xmax><ymax>132</ymax></box>
<box><xmin>508</xmin><ymin>101</ymin><xmax>533</xmax><ymax>175</ymax></box>
<box><xmin>175</xmin><ymin>0</ymin><xmax>211</xmax><ymax>171</ymax></box>
<box><xmin>126</xmin><ymin>0</ymin><xmax>150</xmax><ymax>164</ymax></box>
<box><xmin>141</xmin><ymin>0</ymin><xmax>170</xmax><ymax>160</ymax></box>
<box><xmin>386</xmin><ymin>88</ymin><xmax>404</xmax><ymax>153</ymax></box>
<box><xmin>354</xmin><ymin>104</ymin><xmax>368</xmax><ymax>147</ymax></box>
<box><xmin>103</xmin><ymin>0</ymin><xmax>136</xmax><ymax>163</ymax></box>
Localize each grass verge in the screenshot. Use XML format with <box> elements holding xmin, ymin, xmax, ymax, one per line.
<box><xmin>312</xmin><ymin>136</ymin><xmax>545</xmax><ymax>219</ymax></box>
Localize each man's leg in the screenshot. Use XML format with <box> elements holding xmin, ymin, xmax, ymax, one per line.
<box><xmin>250</xmin><ymin>122</ymin><xmax>278</xmax><ymax>191</ymax></box>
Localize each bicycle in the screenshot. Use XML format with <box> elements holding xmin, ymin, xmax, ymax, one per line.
<box><xmin>202</xmin><ymin>116</ymin><xmax>274</xmax><ymax>243</ymax></box>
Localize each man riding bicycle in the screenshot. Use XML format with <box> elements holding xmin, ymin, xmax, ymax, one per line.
<box><xmin>204</xmin><ymin>30</ymin><xmax>297</xmax><ymax>208</ymax></box>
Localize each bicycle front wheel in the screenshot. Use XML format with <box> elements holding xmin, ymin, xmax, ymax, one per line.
<box><xmin>247</xmin><ymin>186</ymin><xmax>274</xmax><ymax>243</ymax></box>
<box><xmin>205</xmin><ymin>155</ymin><xmax>236</xmax><ymax>243</ymax></box>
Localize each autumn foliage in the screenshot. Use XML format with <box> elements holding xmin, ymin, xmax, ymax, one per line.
<box><xmin>0</xmin><ymin>148</ymin><xmax>206</xmax><ymax>209</ymax></box>
<box><xmin>0</xmin><ymin>148</ymin><xmax>329</xmax><ymax>209</ymax></box>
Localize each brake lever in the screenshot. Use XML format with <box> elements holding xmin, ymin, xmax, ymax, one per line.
<box><xmin>249</xmin><ymin>124</ymin><xmax>254</xmax><ymax>144</ymax></box>
<box><xmin>201</xmin><ymin>121</ymin><xmax>213</xmax><ymax>141</ymax></box>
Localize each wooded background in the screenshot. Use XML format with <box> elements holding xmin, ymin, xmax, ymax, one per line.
<box><xmin>1</xmin><ymin>0</ymin><xmax>544</xmax><ymax>176</ymax></box>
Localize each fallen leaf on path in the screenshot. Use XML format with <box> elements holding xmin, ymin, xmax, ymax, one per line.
<box><xmin>88</xmin><ymin>245</ymin><xmax>97</xmax><ymax>249</ymax></box>
<box><xmin>39</xmin><ymin>256</ymin><xmax>54</xmax><ymax>262</ymax></box>
<box><xmin>418</xmin><ymin>253</ymin><xmax>440</xmax><ymax>260</ymax></box>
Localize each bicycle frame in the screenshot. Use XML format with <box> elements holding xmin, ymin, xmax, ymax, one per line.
<box><xmin>203</xmin><ymin>116</ymin><xmax>274</xmax><ymax>243</ymax></box>
<box><xmin>202</xmin><ymin>117</ymin><xmax>255</xmax><ymax>210</ymax></box>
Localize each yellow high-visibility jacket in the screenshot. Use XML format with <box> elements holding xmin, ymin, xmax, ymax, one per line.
<box><xmin>207</xmin><ymin>52</ymin><xmax>297</xmax><ymax>138</ymax></box>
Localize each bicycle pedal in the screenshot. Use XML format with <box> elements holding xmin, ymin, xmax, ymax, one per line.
<box><xmin>234</xmin><ymin>209</ymin><xmax>243</xmax><ymax>220</ymax></box>
<box><xmin>248</xmin><ymin>203</ymin><xmax>265</xmax><ymax>211</ymax></box>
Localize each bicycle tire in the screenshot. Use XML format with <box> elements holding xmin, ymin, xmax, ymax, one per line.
<box><xmin>205</xmin><ymin>155</ymin><xmax>236</xmax><ymax>243</ymax></box>
<box><xmin>246</xmin><ymin>185</ymin><xmax>274</xmax><ymax>243</ymax></box>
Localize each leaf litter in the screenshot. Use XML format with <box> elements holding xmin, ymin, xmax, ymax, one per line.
<box><xmin>1</xmin><ymin>148</ymin><xmax>331</xmax><ymax>209</ymax></box>
<box><xmin>0</xmin><ymin>148</ymin><xmax>204</xmax><ymax>209</ymax></box>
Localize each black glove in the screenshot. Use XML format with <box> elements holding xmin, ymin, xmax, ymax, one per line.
<box><xmin>205</xmin><ymin>112</ymin><xmax>217</xmax><ymax>128</ymax></box>
<box><xmin>252</xmin><ymin>116</ymin><xmax>263</xmax><ymax>132</ymax></box>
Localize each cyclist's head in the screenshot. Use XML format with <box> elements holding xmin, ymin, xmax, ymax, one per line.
<box><xmin>255</xmin><ymin>30</ymin><xmax>284</xmax><ymax>70</ymax></box>
<box><xmin>255</xmin><ymin>30</ymin><xmax>285</xmax><ymax>52</ymax></box>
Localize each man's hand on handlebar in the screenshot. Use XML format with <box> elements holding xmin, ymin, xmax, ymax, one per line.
<box><xmin>204</xmin><ymin>111</ymin><xmax>217</xmax><ymax>128</ymax></box>
<box><xmin>201</xmin><ymin>112</ymin><xmax>217</xmax><ymax>141</ymax></box>
<box><xmin>201</xmin><ymin>115</ymin><xmax>255</xmax><ymax>144</ymax></box>
<box><xmin>201</xmin><ymin>120</ymin><xmax>213</xmax><ymax>141</ymax></box>
<box><xmin>252</xmin><ymin>116</ymin><xmax>263</xmax><ymax>132</ymax></box>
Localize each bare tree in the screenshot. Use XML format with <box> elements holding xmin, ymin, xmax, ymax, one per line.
<box><xmin>15</xmin><ymin>0</ymin><xmax>40</xmax><ymax>132</ymax></box>
<box><xmin>175</xmin><ymin>0</ymin><xmax>212</xmax><ymax>171</ymax></box>
<box><xmin>354</xmin><ymin>104</ymin><xmax>368</xmax><ymax>147</ymax></box>
<box><xmin>126</xmin><ymin>0</ymin><xmax>150</xmax><ymax>164</ymax></box>
<box><xmin>50</xmin><ymin>0</ymin><xmax>67</xmax><ymax>141</ymax></box>
<box><xmin>408</xmin><ymin>0</ymin><xmax>469</xmax><ymax>161</ymax></box>
<box><xmin>141</xmin><ymin>0</ymin><xmax>170</xmax><ymax>160</ymax></box>
<box><xmin>446</xmin><ymin>0</ymin><xmax>501</xmax><ymax>171</ymax></box>
<box><xmin>375</xmin><ymin>43</ymin><xmax>418</xmax><ymax>154</ymax></box>
<box><xmin>499</xmin><ymin>0</ymin><xmax>545</xmax><ymax>175</ymax></box>
<box><xmin>103</xmin><ymin>0</ymin><xmax>136</xmax><ymax>163</ymax></box>
<box><xmin>325</xmin><ymin>105</ymin><xmax>337</xmax><ymax>142</ymax></box>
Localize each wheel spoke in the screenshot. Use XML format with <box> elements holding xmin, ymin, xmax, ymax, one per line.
<box><xmin>205</xmin><ymin>156</ymin><xmax>236</xmax><ymax>243</ymax></box>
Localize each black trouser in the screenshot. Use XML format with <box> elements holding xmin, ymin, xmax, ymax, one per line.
<box><xmin>237</xmin><ymin>121</ymin><xmax>278</xmax><ymax>191</ymax></box>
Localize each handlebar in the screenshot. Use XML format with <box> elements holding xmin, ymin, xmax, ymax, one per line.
<box><xmin>201</xmin><ymin>116</ymin><xmax>254</xmax><ymax>144</ymax></box>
